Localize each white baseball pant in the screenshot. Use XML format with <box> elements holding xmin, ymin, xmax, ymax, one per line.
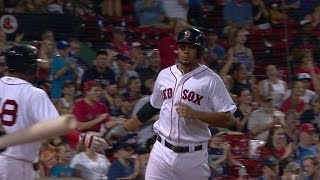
<box><xmin>0</xmin><ymin>155</ymin><xmax>35</xmax><ymax>180</ymax></box>
<box><xmin>145</xmin><ymin>140</ymin><xmax>210</xmax><ymax>180</ymax></box>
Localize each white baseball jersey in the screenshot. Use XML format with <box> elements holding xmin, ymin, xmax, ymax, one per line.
<box><xmin>0</xmin><ymin>76</ymin><xmax>59</xmax><ymax>162</ymax></box>
<box><xmin>150</xmin><ymin>64</ymin><xmax>237</xmax><ymax>144</ymax></box>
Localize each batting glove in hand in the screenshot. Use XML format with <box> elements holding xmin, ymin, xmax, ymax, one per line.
<box><xmin>0</xmin><ymin>124</ymin><xmax>6</xmax><ymax>152</ymax></box>
<box><xmin>104</xmin><ymin>125</ymin><xmax>128</xmax><ymax>142</ymax></box>
<box><xmin>79</xmin><ymin>132</ymin><xmax>108</xmax><ymax>152</ymax></box>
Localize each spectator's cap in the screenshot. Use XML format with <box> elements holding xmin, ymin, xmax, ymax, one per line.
<box><xmin>260</xmin><ymin>94</ymin><xmax>273</xmax><ymax>102</ymax></box>
<box><xmin>113</xmin><ymin>26</ymin><xmax>126</xmax><ymax>34</ymax></box>
<box><xmin>113</xmin><ymin>54</ymin><xmax>130</xmax><ymax>62</ymax></box>
<box><xmin>300</xmin><ymin>19</ymin><xmax>312</xmax><ymax>26</ymax></box>
<box><xmin>83</xmin><ymin>80</ymin><xmax>101</xmax><ymax>92</ymax></box>
<box><xmin>146</xmin><ymin>49</ymin><xmax>160</xmax><ymax>57</ymax></box>
<box><xmin>284</xmin><ymin>162</ymin><xmax>301</xmax><ymax>173</ymax></box>
<box><xmin>210</xmin><ymin>127</ymin><xmax>227</xmax><ymax>137</ymax></box>
<box><xmin>114</xmin><ymin>141</ymin><xmax>135</xmax><ymax>152</ymax></box>
<box><xmin>56</xmin><ymin>40</ymin><xmax>70</xmax><ymax>50</ymax></box>
<box><xmin>297</xmin><ymin>73</ymin><xmax>311</xmax><ymax>80</ymax></box>
<box><xmin>263</xmin><ymin>156</ymin><xmax>279</xmax><ymax>168</ymax></box>
<box><xmin>299</xmin><ymin>123</ymin><xmax>316</xmax><ymax>133</ymax></box>
<box><xmin>205</xmin><ymin>28</ymin><xmax>218</xmax><ymax>36</ymax></box>
<box><xmin>62</xmin><ymin>80</ymin><xmax>75</xmax><ymax>88</ymax></box>
<box><xmin>131</xmin><ymin>42</ymin><xmax>142</xmax><ymax>48</ymax></box>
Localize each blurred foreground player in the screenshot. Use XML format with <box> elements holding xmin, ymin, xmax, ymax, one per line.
<box><xmin>105</xmin><ymin>28</ymin><xmax>237</xmax><ymax>180</ymax></box>
<box><xmin>0</xmin><ymin>45</ymin><xmax>59</xmax><ymax>180</ymax></box>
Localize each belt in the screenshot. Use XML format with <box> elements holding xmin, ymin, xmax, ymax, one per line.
<box><xmin>157</xmin><ymin>135</ymin><xmax>203</xmax><ymax>153</ymax></box>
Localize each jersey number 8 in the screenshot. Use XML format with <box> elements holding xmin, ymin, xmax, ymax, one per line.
<box><xmin>0</xmin><ymin>99</ymin><xmax>18</xmax><ymax>126</ymax></box>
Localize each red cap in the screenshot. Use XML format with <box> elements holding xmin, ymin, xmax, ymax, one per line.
<box><xmin>299</xmin><ymin>123</ymin><xmax>316</xmax><ymax>133</ymax></box>
<box><xmin>83</xmin><ymin>80</ymin><xmax>101</xmax><ymax>92</ymax></box>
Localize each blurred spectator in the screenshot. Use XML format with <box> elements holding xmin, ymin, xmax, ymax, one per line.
<box><xmin>135</xmin><ymin>0</ymin><xmax>166</xmax><ymax>26</ymax></box>
<box><xmin>269</xmin><ymin>3</ymin><xmax>287</xmax><ymax>23</ymax></box>
<box><xmin>0</xmin><ymin>55</ymin><xmax>6</xmax><ymax>77</ymax></box>
<box><xmin>283</xmin><ymin>0</ymin><xmax>301</xmax><ymax>20</ymax></box>
<box><xmin>291</xmin><ymin>21</ymin><xmax>319</xmax><ymax>57</ymax></box>
<box><xmin>108</xmin><ymin>27</ymin><xmax>130</xmax><ymax>57</ymax></box>
<box><xmin>162</xmin><ymin>0</ymin><xmax>187</xmax><ymax>20</ymax></box>
<box><xmin>284</xmin><ymin>73</ymin><xmax>316</xmax><ymax>105</ymax></box>
<box><xmin>122</xmin><ymin>76</ymin><xmax>142</xmax><ymax>106</ymax></box>
<box><xmin>300</xmin><ymin>96</ymin><xmax>320</xmax><ymax>129</ymax></box>
<box><xmin>37</xmin><ymin>38</ymin><xmax>56</xmax><ymax>82</ymax></box>
<box><xmin>294</xmin><ymin>123</ymin><xmax>317</xmax><ymax>166</ymax></box>
<box><xmin>41</xmin><ymin>29</ymin><xmax>55</xmax><ymax>42</ymax></box>
<box><xmin>252</xmin><ymin>0</ymin><xmax>270</xmax><ymax>29</ymax></box>
<box><xmin>203</xmin><ymin>29</ymin><xmax>225</xmax><ymax>72</ymax></box>
<box><xmin>280</xmin><ymin>80</ymin><xmax>307</xmax><ymax>115</ymax></box>
<box><xmin>39</xmin><ymin>140</ymin><xmax>58</xmax><ymax>177</ymax></box>
<box><xmin>233</xmin><ymin>88</ymin><xmax>257</xmax><ymax>132</ymax></box>
<box><xmin>248</xmin><ymin>95</ymin><xmax>284</xmax><ymax>142</ymax></box>
<box><xmin>222</xmin><ymin>63</ymin><xmax>257</xmax><ymax>100</ymax></box>
<box><xmin>220</xmin><ymin>74</ymin><xmax>238</xmax><ymax>103</ymax></box>
<box><xmin>0</xmin><ymin>27</ymin><xmax>16</xmax><ymax>53</ymax></box>
<box><xmin>67</xmin><ymin>80</ymin><xmax>109</xmax><ymax>149</ymax></box>
<box><xmin>226</xmin><ymin>28</ymin><xmax>254</xmax><ymax>74</ymax></box>
<box><xmin>223</xmin><ymin>0</ymin><xmax>253</xmax><ymax>34</ymax></box>
<box><xmin>112</xmin><ymin>54</ymin><xmax>139</xmax><ymax>93</ymax></box>
<box><xmin>69</xmin><ymin>38</ymin><xmax>87</xmax><ymax>85</ymax></box>
<box><xmin>157</xmin><ymin>18</ymin><xmax>190</xmax><ymax>69</ymax></box>
<box><xmin>283</xmin><ymin>110</ymin><xmax>300</xmax><ymax>144</ymax></box>
<box><xmin>208</xmin><ymin>128</ymin><xmax>231</xmax><ymax>178</ymax></box>
<box><xmin>50</xmin><ymin>40</ymin><xmax>78</xmax><ymax>100</ymax></box>
<box><xmin>139</xmin><ymin>49</ymin><xmax>161</xmax><ymax>94</ymax></box>
<box><xmin>47</xmin><ymin>0</ymin><xmax>64</xmax><ymax>14</ymax></box>
<box><xmin>258</xmin><ymin>65</ymin><xmax>287</xmax><ymax>109</ymax></box>
<box><xmin>305</xmin><ymin>3</ymin><xmax>320</xmax><ymax>29</ymax></box>
<box><xmin>101</xmin><ymin>84</ymin><xmax>124</xmax><ymax>117</ymax></box>
<box><xmin>293</xmin><ymin>50</ymin><xmax>320</xmax><ymax>76</ymax></box>
<box><xmin>49</xmin><ymin>143</ymin><xmax>75</xmax><ymax>178</ymax></box>
<box><xmin>101</xmin><ymin>0</ymin><xmax>122</xmax><ymax>16</ymax></box>
<box><xmin>303</xmin><ymin>155</ymin><xmax>320</xmax><ymax>179</ymax></box>
<box><xmin>187</xmin><ymin>0</ymin><xmax>204</xmax><ymax>27</ymax></box>
<box><xmin>54</xmin><ymin>80</ymin><xmax>76</xmax><ymax>115</ymax></box>
<box><xmin>281</xmin><ymin>162</ymin><xmax>302</xmax><ymax>180</ymax></box>
<box><xmin>129</xmin><ymin>42</ymin><xmax>147</xmax><ymax>73</ymax></box>
<box><xmin>70</xmin><ymin>145</ymin><xmax>111</xmax><ymax>179</ymax></box>
<box><xmin>81</xmin><ymin>50</ymin><xmax>116</xmax><ymax>87</ymax></box>
<box><xmin>257</xmin><ymin>156</ymin><xmax>280</xmax><ymax>180</ymax></box>
<box><xmin>107</xmin><ymin>141</ymin><xmax>140</xmax><ymax>180</ymax></box>
<box><xmin>120</xmin><ymin>77</ymin><xmax>143</xmax><ymax>118</ymax></box>
<box><xmin>258</xmin><ymin>125</ymin><xmax>294</xmax><ymax>162</ymax></box>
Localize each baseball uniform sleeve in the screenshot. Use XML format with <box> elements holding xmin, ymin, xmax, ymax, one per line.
<box><xmin>209</xmin><ymin>75</ymin><xmax>237</xmax><ymax>114</ymax></box>
<box><xmin>29</xmin><ymin>89</ymin><xmax>59</xmax><ymax>123</ymax></box>
<box><xmin>150</xmin><ymin>73</ymin><xmax>163</xmax><ymax>109</ymax></box>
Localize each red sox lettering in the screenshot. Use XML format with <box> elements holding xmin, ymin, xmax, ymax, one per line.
<box><xmin>162</xmin><ymin>88</ymin><xmax>204</xmax><ymax>105</ymax></box>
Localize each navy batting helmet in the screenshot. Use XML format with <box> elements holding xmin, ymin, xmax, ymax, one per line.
<box><xmin>5</xmin><ymin>45</ymin><xmax>45</xmax><ymax>75</ymax></box>
<box><xmin>177</xmin><ymin>28</ymin><xmax>205</xmax><ymax>53</ymax></box>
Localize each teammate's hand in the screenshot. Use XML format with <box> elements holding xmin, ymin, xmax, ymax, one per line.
<box><xmin>175</xmin><ymin>102</ymin><xmax>198</xmax><ymax>119</ymax></box>
<box><xmin>0</xmin><ymin>124</ymin><xmax>6</xmax><ymax>152</ymax></box>
<box><xmin>79</xmin><ymin>132</ymin><xmax>109</xmax><ymax>152</ymax></box>
<box><xmin>104</xmin><ymin>124</ymin><xmax>128</xmax><ymax>142</ymax></box>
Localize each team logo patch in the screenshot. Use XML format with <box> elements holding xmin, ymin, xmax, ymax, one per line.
<box><xmin>184</xmin><ymin>30</ymin><xmax>191</xmax><ymax>39</ymax></box>
<box><xmin>0</xmin><ymin>15</ymin><xmax>18</xmax><ymax>34</ymax></box>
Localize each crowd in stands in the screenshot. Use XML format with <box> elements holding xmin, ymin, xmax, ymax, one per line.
<box><xmin>1</xmin><ymin>0</ymin><xmax>320</xmax><ymax>179</ymax></box>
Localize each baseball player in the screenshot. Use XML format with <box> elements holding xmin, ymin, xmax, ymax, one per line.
<box><xmin>104</xmin><ymin>28</ymin><xmax>237</xmax><ymax>180</ymax></box>
<box><xmin>0</xmin><ymin>45</ymin><xmax>60</xmax><ymax>180</ymax></box>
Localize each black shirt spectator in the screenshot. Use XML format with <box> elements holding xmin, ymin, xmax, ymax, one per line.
<box><xmin>81</xmin><ymin>50</ymin><xmax>116</xmax><ymax>86</ymax></box>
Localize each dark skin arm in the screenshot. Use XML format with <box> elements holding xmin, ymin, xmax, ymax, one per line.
<box><xmin>175</xmin><ymin>102</ymin><xmax>236</xmax><ymax>128</ymax></box>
